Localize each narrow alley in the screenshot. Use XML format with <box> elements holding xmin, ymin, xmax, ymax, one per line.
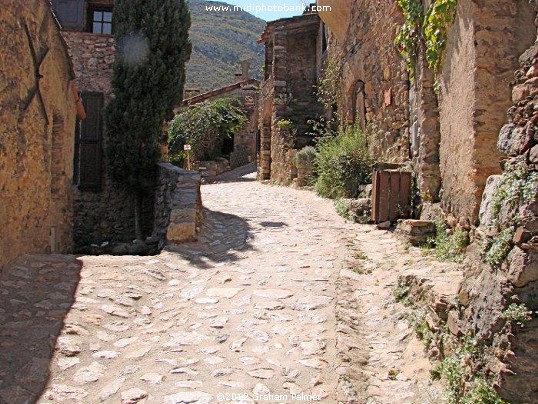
<box><xmin>0</xmin><ymin>165</ymin><xmax>451</xmax><ymax>403</ymax></box>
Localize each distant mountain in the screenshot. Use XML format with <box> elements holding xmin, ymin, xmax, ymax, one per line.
<box><xmin>185</xmin><ymin>0</ymin><xmax>266</xmax><ymax>93</ymax></box>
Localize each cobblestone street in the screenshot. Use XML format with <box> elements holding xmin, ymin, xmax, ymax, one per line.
<box><xmin>1</xmin><ymin>166</ymin><xmax>443</xmax><ymax>403</ymax></box>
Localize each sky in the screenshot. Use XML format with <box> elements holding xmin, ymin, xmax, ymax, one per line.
<box><xmin>213</xmin><ymin>0</ymin><xmax>308</xmax><ymax>21</ymax></box>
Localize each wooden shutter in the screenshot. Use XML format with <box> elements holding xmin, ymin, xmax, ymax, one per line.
<box><xmin>51</xmin><ymin>0</ymin><xmax>85</xmax><ymax>31</ymax></box>
<box><xmin>78</xmin><ymin>92</ymin><xmax>103</xmax><ymax>191</ymax></box>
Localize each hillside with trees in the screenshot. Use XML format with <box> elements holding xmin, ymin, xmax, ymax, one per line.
<box><xmin>186</xmin><ymin>0</ymin><xmax>265</xmax><ymax>92</ymax></box>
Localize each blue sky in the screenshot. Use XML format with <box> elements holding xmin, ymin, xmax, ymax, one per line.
<box><xmin>213</xmin><ymin>0</ymin><xmax>307</xmax><ymax>21</ymax></box>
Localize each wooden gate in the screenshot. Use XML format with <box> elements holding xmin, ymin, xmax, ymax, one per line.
<box><xmin>371</xmin><ymin>169</ymin><xmax>412</xmax><ymax>223</ymax></box>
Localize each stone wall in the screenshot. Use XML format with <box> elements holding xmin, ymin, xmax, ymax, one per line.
<box><xmin>257</xmin><ymin>78</ymin><xmax>274</xmax><ymax>181</ymax></box>
<box><xmin>454</xmin><ymin>7</ymin><xmax>538</xmax><ymax>400</ymax></box>
<box><xmin>0</xmin><ymin>0</ymin><xmax>77</xmax><ymax>270</ymax></box>
<box><xmin>438</xmin><ymin>0</ymin><xmax>535</xmax><ymax>226</ymax></box>
<box><xmin>258</xmin><ymin>14</ymin><xmax>323</xmax><ymax>184</ymax></box>
<box><xmin>61</xmin><ymin>30</ymin><xmax>148</xmax><ymax>247</ymax></box>
<box><xmin>153</xmin><ymin>163</ymin><xmax>202</xmax><ymax>246</ymax></box>
<box><xmin>63</xmin><ymin>31</ymin><xmax>115</xmax><ymax>100</ymax></box>
<box><xmin>326</xmin><ymin>0</ymin><xmax>410</xmax><ymax>164</ymax></box>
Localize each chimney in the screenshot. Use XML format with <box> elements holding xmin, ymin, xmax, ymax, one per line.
<box><xmin>235</xmin><ymin>60</ymin><xmax>250</xmax><ymax>82</ymax></box>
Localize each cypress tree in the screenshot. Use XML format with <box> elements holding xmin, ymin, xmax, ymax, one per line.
<box><xmin>105</xmin><ymin>0</ymin><xmax>192</xmax><ymax>240</ymax></box>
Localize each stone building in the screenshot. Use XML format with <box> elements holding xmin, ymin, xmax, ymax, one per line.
<box><xmin>457</xmin><ymin>13</ymin><xmax>538</xmax><ymax>400</ymax></box>
<box><xmin>50</xmin><ymin>0</ymin><xmax>157</xmax><ymax>248</ymax></box>
<box><xmin>179</xmin><ymin>62</ymin><xmax>260</xmax><ymax>170</ymax></box>
<box><xmin>315</xmin><ymin>0</ymin><xmax>538</xmax><ymax>400</ymax></box>
<box><xmin>0</xmin><ymin>0</ymin><xmax>83</xmax><ymax>271</ymax></box>
<box><xmin>257</xmin><ymin>12</ymin><xmax>324</xmax><ymax>183</ymax></box>
<box><xmin>49</xmin><ymin>0</ymin><xmax>202</xmax><ymax>250</ymax></box>
<box><xmin>318</xmin><ymin>0</ymin><xmax>534</xmax><ymax>227</ymax></box>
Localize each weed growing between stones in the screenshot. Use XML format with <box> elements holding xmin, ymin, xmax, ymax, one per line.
<box><xmin>431</xmin><ymin>338</ymin><xmax>506</xmax><ymax>404</ymax></box>
<box><xmin>407</xmin><ymin>309</ymin><xmax>436</xmax><ymax>349</ymax></box>
<box><xmin>484</xmin><ymin>227</ymin><xmax>515</xmax><ymax>269</ymax></box>
<box><xmin>423</xmin><ymin>219</ymin><xmax>468</xmax><ymax>263</ymax></box>
<box><xmin>491</xmin><ymin>158</ymin><xmax>538</xmax><ymax>223</ymax></box>
<box><xmin>500</xmin><ymin>303</ymin><xmax>534</xmax><ymax>327</ymax></box>
<box><xmin>393</xmin><ymin>278</ymin><xmax>411</xmax><ymax>303</ymax></box>
<box><xmin>335</xmin><ymin>199</ymin><xmax>354</xmax><ymax>221</ymax></box>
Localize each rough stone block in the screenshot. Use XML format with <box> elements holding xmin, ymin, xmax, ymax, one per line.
<box><xmin>478</xmin><ymin>175</ymin><xmax>503</xmax><ymax>234</ymax></box>
<box><xmin>420</xmin><ymin>202</ymin><xmax>444</xmax><ymax>221</ymax></box>
<box><xmin>529</xmin><ymin>145</ymin><xmax>538</xmax><ymax>164</ymax></box>
<box><xmin>396</xmin><ymin>219</ymin><xmax>436</xmax><ymax>246</ymax></box>
<box><xmin>507</xmin><ymin>247</ymin><xmax>538</xmax><ymax>287</ymax></box>
<box><xmin>512</xmin><ymin>84</ymin><xmax>531</xmax><ymax>103</ymax></box>
<box><xmin>167</xmin><ymin>223</ymin><xmax>196</xmax><ymax>243</ymax></box>
<box><xmin>447</xmin><ymin>310</ymin><xmax>462</xmax><ymax>337</ymax></box>
<box><xmin>513</xmin><ymin>227</ymin><xmax>533</xmax><ymax>244</ymax></box>
<box><xmin>497</xmin><ymin>124</ymin><xmax>528</xmax><ymax>156</ymax></box>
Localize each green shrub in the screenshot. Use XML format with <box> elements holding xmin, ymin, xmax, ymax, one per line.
<box><xmin>276</xmin><ymin>118</ymin><xmax>294</xmax><ymax>132</ymax></box>
<box><xmin>314</xmin><ymin>124</ymin><xmax>374</xmax><ymax>199</ymax></box>
<box><xmin>168</xmin><ymin>97</ymin><xmax>247</xmax><ymax>166</ymax></box>
<box><xmin>295</xmin><ymin>146</ymin><xmax>317</xmax><ymax>167</ymax></box>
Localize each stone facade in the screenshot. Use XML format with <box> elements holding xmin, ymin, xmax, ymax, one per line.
<box><xmin>52</xmin><ymin>0</ymin><xmax>157</xmax><ymax>247</ymax></box>
<box><xmin>328</xmin><ymin>0</ymin><xmax>410</xmax><ymax>164</ymax></box>
<box><xmin>0</xmin><ymin>0</ymin><xmax>79</xmax><ymax>270</ymax></box>
<box><xmin>456</xmin><ymin>13</ymin><xmax>538</xmax><ymax>400</ymax></box>
<box><xmin>257</xmin><ymin>13</ymin><xmax>323</xmax><ymax>184</ymax></box>
<box><xmin>315</xmin><ymin>0</ymin><xmax>536</xmax><ymax>227</ymax></box>
<box><xmin>437</xmin><ymin>0</ymin><xmax>535</xmax><ymax>225</ymax></box>
<box><xmin>59</xmin><ymin>16</ymin><xmax>139</xmax><ymax>246</ymax></box>
<box><xmin>63</xmin><ymin>31</ymin><xmax>115</xmax><ymax>100</ymax></box>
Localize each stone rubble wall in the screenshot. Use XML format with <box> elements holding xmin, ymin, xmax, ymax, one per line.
<box><xmin>330</xmin><ymin>0</ymin><xmax>410</xmax><ymax>164</ymax></box>
<box><xmin>454</xmin><ymin>7</ymin><xmax>538</xmax><ymax>400</ymax></box>
<box><xmin>257</xmin><ymin>78</ymin><xmax>274</xmax><ymax>181</ymax></box>
<box><xmin>153</xmin><ymin>163</ymin><xmax>202</xmax><ymax>246</ymax></box>
<box><xmin>438</xmin><ymin>0</ymin><xmax>535</xmax><ymax>226</ymax></box>
<box><xmin>62</xmin><ymin>31</ymin><xmax>151</xmax><ymax>247</ymax></box>
<box><xmin>0</xmin><ymin>0</ymin><xmax>77</xmax><ymax>271</ymax></box>
<box><xmin>257</xmin><ymin>15</ymin><xmax>323</xmax><ymax>184</ymax></box>
<box><xmin>62</xmin><ymin>31</ymin><xmax>115</xmax><ymax>100</ymax></box>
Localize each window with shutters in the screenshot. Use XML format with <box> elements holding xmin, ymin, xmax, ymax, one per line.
<box><xmin>74</xmin><ymin>92</ymin><xmax>104</xmax><ymax>191</ymax></box>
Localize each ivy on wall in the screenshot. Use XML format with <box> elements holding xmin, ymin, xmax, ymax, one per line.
<box><xmin>395</xmin><ymin>0</ymin><xmax>458</xmax><ymax>80</ymax></box>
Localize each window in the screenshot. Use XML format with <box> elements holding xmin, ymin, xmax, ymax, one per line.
<box><xmin>89</xmin><ymin>7</ymin><xmax>113</xmax><ymax>34</ymax></box>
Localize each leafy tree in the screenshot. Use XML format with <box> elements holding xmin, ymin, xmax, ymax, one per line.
<box><xmin>168</xmin><ymin>97</ymin><xmax>247</xmax><ymax>166</ymax></box>
<box><xmin>106</xmin><ymin>0</ymin><xmax>192</xmax><ymax>240</ymax></box>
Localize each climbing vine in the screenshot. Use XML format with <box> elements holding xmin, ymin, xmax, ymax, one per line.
<box><xmin>423</xmin><ymin>0</ymin><xmax>458</xmax><ymax>73</ymax></box>
<box><xmin>395</xmin><ymin>0</ymin><xmax>423</xmax><ymax>80</ymax></box>
<box><xmin>395</xmin><ymin>0</ymin><xmax>458</xmax><ymax>80</ymax></box>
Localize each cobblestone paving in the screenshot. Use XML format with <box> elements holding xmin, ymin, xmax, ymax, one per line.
<box><xmin>1</xmin><ymin>166</ymin><xmax>443</xmax><ymax>404</ymax></box>
<box><xmin>1</xmin><ymin>167</ymin><xmax>358</xmax><ymax>403</ymax></box>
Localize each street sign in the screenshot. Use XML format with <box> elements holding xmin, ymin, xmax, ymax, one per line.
<box><xmin>184</xmin><ymin>144</ymin><xmax>192</xmax><ymax>151</ymax></box>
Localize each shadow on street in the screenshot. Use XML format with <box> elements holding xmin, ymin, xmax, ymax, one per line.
<box><xmin>0</xmin><ymin>255</ymin><xmax>82</xmax><ymax>403</ymax></box>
